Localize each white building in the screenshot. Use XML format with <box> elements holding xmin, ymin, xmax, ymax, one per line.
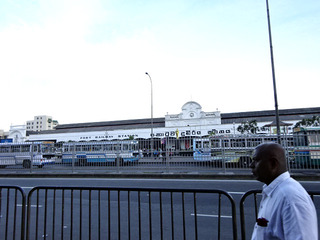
<box><xmin>0</xmin><ymin>129</ymin><xmax>9</xmax><ymax>142</ymax></box>
<box><xmin>8</xmin><ymin>125</ymin><xmax>27</xmax><ymax>143</ymax></box>
<box><xmin>165</xmin><ymin>101</ymin><xmax>221</xmax><ymax>127</ymax></box>
<box><xmin>26</xmin><ymin>115</ymin><xmax>58</xmax><ymax>132</ymax></box>
<box><xmin>26</xmin><ymin>101</ymin><xmax>313</xmax><ymax>143</ymax></box>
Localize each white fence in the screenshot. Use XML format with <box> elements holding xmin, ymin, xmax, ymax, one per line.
<box><xmin>0</xmin><ymin>134</ymin><xmax>319</xmax><ymax>173</ymax></box>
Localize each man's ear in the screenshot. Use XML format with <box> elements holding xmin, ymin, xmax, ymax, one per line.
<box><xmin>270</xmin><ymin>157</ymin><xmax>279</xmax><ymax>170</ymax></box>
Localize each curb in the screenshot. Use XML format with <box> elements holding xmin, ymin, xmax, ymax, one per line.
<box><xmin>0</xmin><ymin>172</ymin><xmax>319</xmax><ymax>181</ymax></box>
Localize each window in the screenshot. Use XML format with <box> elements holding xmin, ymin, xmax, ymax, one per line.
<box><xmin>33</xmin><ymin>145</ymin><xmax>39</xmax><ymax>152</ymax></box>
<box><xmin>22</xmin><ymin>145</ymin><xmax>30</xmax><ymax>152</ymax></box>
<box><xmin>65</xmin><ymin>145</ymin><xmax>75</xmax><ymax>152</ymax></box>
<box><xmin>308</xmin><ymin>133</ymin><xmax>320</xmax><ymax>146</ymax></box>
<box><xmin>93</xmin><ymin>145</ymin><xmax>102</xmax><ymax>151</ymax></box>
<box><xmin>83</xmin><ymin>145</ymin><xmax>91</xmax><ymax>151</ymax></box>
<box><xmin>0</xmin><ymin>146</ymin><xmax>10</xmax><ymax>153</ymax></box>
<box><xmin>76</xmin><ymin>145</ymin><xmax>82</xmax><ymax>151</ymax></box>
<box><xmin>113</xmin><ymin>144</ymin><xmax>120</xmax><ymax>151</ymax></box>
<box><xmin>11</xmin><ymin>145</ymin><xmax>21</xmax><ymax>153</ymax></box>
<box><xmin>104</xmin><ymin>144</ymin><xmax>112</xmax><ymax>151</ymax></box>
<box><xmin>123</xmin><ymin>144</ymin><xmax>129</xmax><ymax>151</ymax></box>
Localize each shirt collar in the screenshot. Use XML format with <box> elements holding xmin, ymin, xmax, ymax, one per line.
<box><xmin>262</xmin><ymin>171</ymin><xmax>290</xmax><ymax>197</ymax></box>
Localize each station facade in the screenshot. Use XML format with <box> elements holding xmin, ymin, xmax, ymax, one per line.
<box><xmin>26</xmin><ymin>101</ymin><xmax>320</xmax><ymax>143</ymax></box>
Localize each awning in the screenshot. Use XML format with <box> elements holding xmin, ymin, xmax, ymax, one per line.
<box><xmin>263</xmin><ymin>120</ymin><xmax>292</xmax><ymax>128</ymax></box>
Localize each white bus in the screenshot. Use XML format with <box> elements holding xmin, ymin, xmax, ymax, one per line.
<box><xmin>193</xmin><ymin>137</ymin><xmax>254</xmax><ymax>167</ymax></box>
<box><xmin>0</xmin><ymin>141</ymin><xmax>56</xmax><ymax>168</ymax></box>
<box><xmin>192</xmin><ymin>135</ymin><xmax>293</xmax><ymax>167</ymax></box>
<box><xmin>61</xmin><ymin>140</ymin><xmax>140</xmax><ymax>166</ymax></box>
<box><xmin>293</xmin><ymin>127</ymin><xmax>320</xmax><ymax>168</ymax></box>
<box><xmin>193</xmin><ymin>138</ymin><xmax>211</xmax><ymax>161</ymax></box>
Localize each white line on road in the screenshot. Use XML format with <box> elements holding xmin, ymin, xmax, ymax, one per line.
<box><xmin>16</xmin><ymin>204</ymin><xmax>42</xmax><ymax>208</ymax></box>
<box><xmin>229</xmin><ymin>192</ymin><xmax>246</xmax><ymax>195</ymax></box>
<box><xmin>191</xmin><ymin>213</ymin><xmax>232</xmax><ymax>218</ymax></box>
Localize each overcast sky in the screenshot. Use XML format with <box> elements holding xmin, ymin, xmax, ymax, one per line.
<box><xmin>1</xmin><ymin>0</ymin><xmax>319</xmax><ymax>131</ymax></box>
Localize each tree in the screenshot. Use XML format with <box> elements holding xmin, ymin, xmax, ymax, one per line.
<box><xmin>294</xmin><ymin>115</ymin><xmax>320</xmax><ymax>128</ymax></box>
<box><xmin>237</xmin><ymin>120</ymin><xmax>259</xmax><ymax>134</ymax></box>
<box><xmin>128</xmin><ymin>135</ymin><xmax>135</xmax><ymax>140</ymax></box>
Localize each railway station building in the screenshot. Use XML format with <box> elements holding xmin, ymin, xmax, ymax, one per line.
<box><xmin>26</xmin><ymin>101</ymin><xmax>320</xmax><ymax>144</ymax></box>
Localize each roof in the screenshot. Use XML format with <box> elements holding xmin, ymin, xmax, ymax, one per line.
<box><xmin>221</xmin><ymin>107</ymin><xmax>320</xmax><ymax>124</ymax></box>
<box><xmin>263</xmin><ymin>120</ymin><xmax>293</xmax><ymax>127</ymax></box>
<box><xmin>57</xmin><ymin>117</ymin><xmax>165</xmax><ymax>129</ymax></box>
<box><xmin>28</xmin><ymin>118</ymin><xmax>165</xmax><ymax>135</ymax></box>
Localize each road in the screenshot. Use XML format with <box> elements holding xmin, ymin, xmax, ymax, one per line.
<box><xmin>0</xmin><ymin>155</ymin><xmax>319</xmax><ymax>176</ymax></box>
<box><xmin>0</xmin><ymin>178</ymin><xmax>319</xmax><ymax>239</ymax></box>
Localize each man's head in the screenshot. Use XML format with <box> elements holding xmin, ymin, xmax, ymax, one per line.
<box><xmin>250</xmin><ymin>143</ymin><xmax>287</xmax><ymax>185</ymax></box>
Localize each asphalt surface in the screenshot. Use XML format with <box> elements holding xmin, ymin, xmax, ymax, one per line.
<box><xmin>0</xmin><ymin>168</ymin><xmax>319</xmax><ymax>181</ymax></box>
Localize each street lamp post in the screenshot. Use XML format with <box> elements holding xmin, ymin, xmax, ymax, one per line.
<box><xmin>145</xmin><ymin>72</ymin><xmax>154</xmax><ymax>152</ymax></box>
<box><xmin>266</xmin><ymin>0</ymin><xmax>281</xmax><ymax>144</ymax></box>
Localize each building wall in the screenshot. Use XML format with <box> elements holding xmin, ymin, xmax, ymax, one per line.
<box><xmin>0</xmin><ymin>129</ymin><xmax>9</xmax><ymax>141</ymax></box>
<box><xmin>28</xmin><ymin>120</ymin><xmax>299</xmax><ymax>143</ymax></box>
<box><xmin>27</xmin><ymin>101</ymin><xmax>304</xmax><ymax>143</ymax></box>
<box><xmin>8</xmin><ymin>125</ymin><xmax>26</xmax><ymax>143</ymax></box>
<box><xmin>6</xmin><ymin>101</ymin><xmax>316</xmax><ymax>143</ymax></box>
<box><xmin>26</xmin><ymin>115</ymin><xmax>58</xmax><ymax>132</ymax></box>
<box><xmin>165</xmin><ymin>101</ymin><xmax>221</xmax><ymax>127</ymax></box>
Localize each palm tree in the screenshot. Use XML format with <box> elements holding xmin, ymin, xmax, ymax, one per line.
<box><xmin>294</xmin><ymin>116</ymin><xmax>320</xmax><ymax>128</ymax></box>
<box><xmin>237</xmin><ymin>120</ymin><xmax>259</xmax><ymax>134</ymax></box>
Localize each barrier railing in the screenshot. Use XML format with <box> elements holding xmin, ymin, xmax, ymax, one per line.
<box><xmin>0</xmin><ymin>186</ymin><xmax>26</xmax><ymax>240</ymax></box>
<box><xmin>239</xmin><ymin>190</ymin><xmax>320</xmax><ymax>240</ymax></box>
<box><xmin>2</xmin><ymin>185</ymin><xmax>319</xmax><ymax>240</ymax></box>
<box><xmin>26</xmin><ymin>186</ymin><xmax>238</xmax><ymax>240</ymax></box>
<box><xmin>1</xmin><ymin>135</ymin><xmax>320</xmax><ymax>173</ymax></box>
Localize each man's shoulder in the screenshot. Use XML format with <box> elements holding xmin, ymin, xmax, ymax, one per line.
<box><xmin>277</xmin><ymin>177</ymin><xmax>310</xmax><ymax>201</ymax></box>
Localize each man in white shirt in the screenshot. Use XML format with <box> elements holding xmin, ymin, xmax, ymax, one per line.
<box><xmin>250</xmin><ymin>143</ymin><xmax>318</xmax><ymax>240</ymax></box>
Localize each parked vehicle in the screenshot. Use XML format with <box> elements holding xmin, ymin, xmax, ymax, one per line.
<box><xmin>61</xmin><ymin>140</ymin><xmax>140</xmax><ymax>166</ymax></box>
<box><xmin>192</xmin><ymin>135</ymin><xmax>294</xmax><ymax>167</ymax></box>
<box><xmin>293</xmin><ymin>127</ymin><xmax>320</xmax><ymax>168</ymax></box>
<box><xmin>0</xmin><ymin>141</ymin><xmax>56</xmax><ymax>168</ymax></box>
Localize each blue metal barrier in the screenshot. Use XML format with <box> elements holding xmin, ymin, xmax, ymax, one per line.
<box><xmin>0</xmin><ymin>186</ymin><xmax>26</xmax><ymax>240</ymax></box>
<box><xmin>26</xmin><ymin>186</ymin><xmax>238</xmax><ymax>240</ymax></box>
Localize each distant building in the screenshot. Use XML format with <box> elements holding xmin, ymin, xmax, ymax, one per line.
<box><xmin>8</xmin><ymin>125</ymin><xmax>26</xmax><ymax>143</ymax></box>
<box><xmin>0</xmin><ymin>129</ymin><xmax>10</xmax><ymax>142</ymax></box>
<box><xmin>26</xmin><ymin>115</ymin><xmax>58</xmax><ymax>132</ymax></box>
<box><xmin>5</xmin><ymin>115</ymin><xmax>59</xmax><ymax>143</ymax></box>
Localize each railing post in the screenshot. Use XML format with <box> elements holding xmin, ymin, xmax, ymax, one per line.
<box><xmin>72</xmin><ymin>142</ymin><xmax>75</xmax><ymax>173</ymax></box>
<box><xmin>165</xmin><ymin>137</ymin><xmax>170</xmax><ymax>173</ymax></box>
<box><xmin>222</xmin><ymin>136</ymin><xmax>226</xmax><ymax>173</ymax></box>
<box><xmin>30</xmin><ymin>142</ymin><xmax>34</xmax><ymax>173</ymax></box>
